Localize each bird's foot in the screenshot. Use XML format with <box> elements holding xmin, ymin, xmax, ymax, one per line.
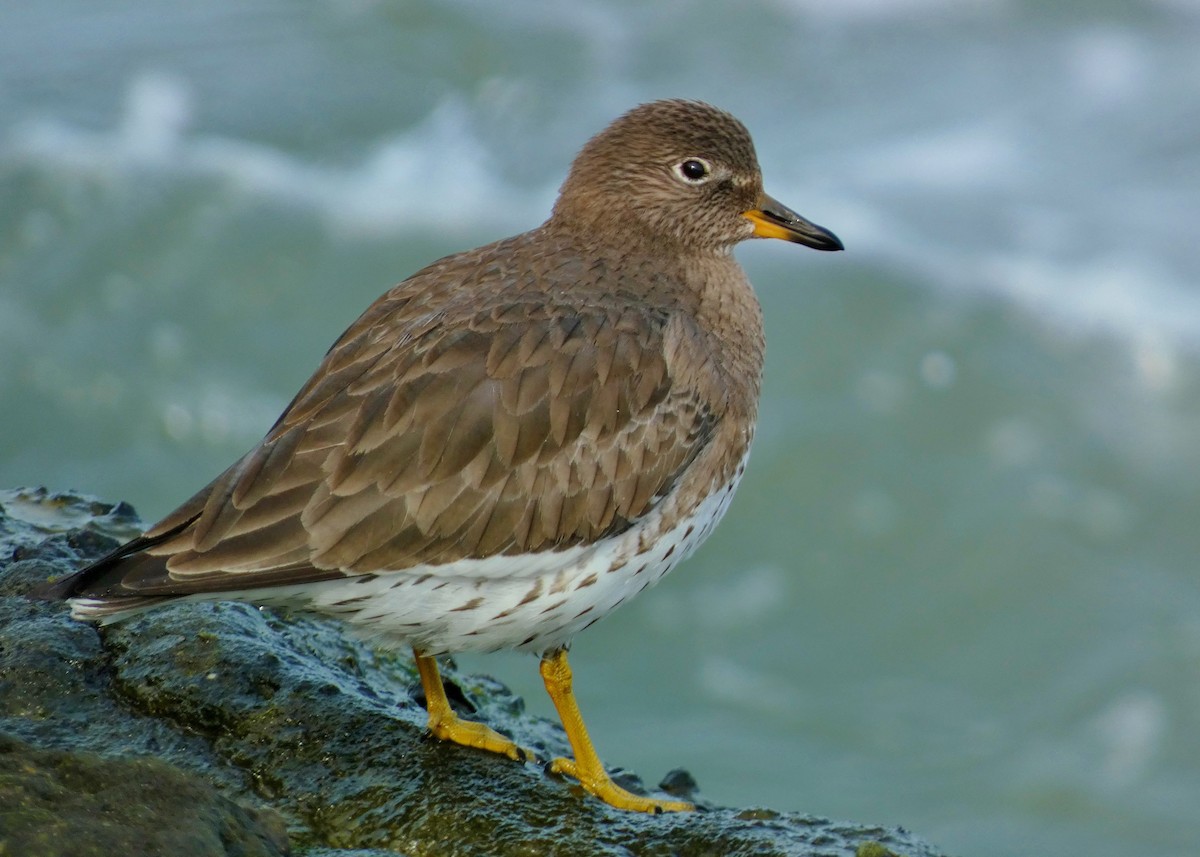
<box><xmin>547</xmin><ymin>755</ymin><xmax>694</xmax><ymax>814</ymax></box>
<box><xmin>414</xmin><ymin>649</ymin><xmax>535</xmax><ymax>763</ymax></box>
<box><xmin>427</xmin><ymin>710</ymin><xmax>536</xmax><ymax>764</ymax></box>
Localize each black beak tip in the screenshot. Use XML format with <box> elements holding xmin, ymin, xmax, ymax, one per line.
<box><xmin>813</xmin><ymin>229</ymin><xmax>845</xmax><ymax>252</ymax></box>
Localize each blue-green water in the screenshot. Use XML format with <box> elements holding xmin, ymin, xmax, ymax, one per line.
<box><xmin>3</xmin><ymin>2</ymin><xmax>1198</xmax><ymax>854</ymax></box>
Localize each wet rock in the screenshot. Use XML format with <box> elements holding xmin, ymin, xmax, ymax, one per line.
<box><xmin>0</xmin><ymin>487</ymin><xmax>952</xmax><ymax>857</ymax></box>
<box><xmin>0</xmin><ymin>733</ymin><xmax>289</xmax><ymax>857</ymax></box>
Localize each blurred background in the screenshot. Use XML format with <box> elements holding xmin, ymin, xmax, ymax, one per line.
<box><xmin>2</xmin><ymin>1</ymin><xmax>1198</xmax><ymax>854</ymax></box>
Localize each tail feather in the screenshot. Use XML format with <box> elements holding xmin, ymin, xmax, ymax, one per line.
<box><xmin>68</xmin><ymin>594</ymin><xmax>176</xmax><ymax>624</ymax></box>
<box><xmin>29</xmin><ymin>511</ymin><xmax>199</xmax><ymax>618</ymax></box>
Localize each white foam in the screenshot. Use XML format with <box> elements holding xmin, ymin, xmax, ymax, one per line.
<box><xmin>158</xmin><ymin>383</ymin><xmax>284</xmax><ymax>447</ymax></box>
<box><xmin>8</xmin><ymin>60</ymin><xmax>1196</xmax><ymax>359</ymax></box>
<box><xmin>977</xmin><ymin>251</ymin><xmax>1200</xmax><ymax>345</ymax></box>
<box><xmin>790</xmin><ymin>115</ymin><xmax>1200</xmax><ymax>354</ymax></box>
<box><xmin>772</xmin><ymin>0</ymin><xmax>1008</xmax><ymax>24</ymax></box>
<box><xmin>1150</xmin><ymin>0</ymin><xmax>1200</xmax><ymax>16</ymax></box>
<box><xmin>698</xmin><ymin>654</ymin><xmax>805</xmax><ymax>715</ymax></box>
<box><xmin>849</xmin><ymin>123</ymin><xmax>1023</xmax><ymax>192</ymax></box>
<box><xmin>5</xmin><ymin>73</ymin><xmax>550</xmax><ymax>239</ymax></box>
<box><xmin>1066</xmin><ymin>26</ymin><xmax>1149</xmax><ymax>108</ymax></box>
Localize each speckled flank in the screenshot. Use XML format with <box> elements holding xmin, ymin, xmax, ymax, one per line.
<box><xmin>233</xmin><ymin>450</ymin><xmax>750</xmax><ymax>655</ymax></box>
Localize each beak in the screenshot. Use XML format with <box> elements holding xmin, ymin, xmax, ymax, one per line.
<box><xmin>743</xmin><ymin>192</ymin><xmax>843</xmax><ymax>251</ymax></box>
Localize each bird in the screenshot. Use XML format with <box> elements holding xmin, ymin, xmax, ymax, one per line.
<box><xmin>38</xmin><ymin>99</ymin><xmax>842</xmax><ymax>813</ymax></box>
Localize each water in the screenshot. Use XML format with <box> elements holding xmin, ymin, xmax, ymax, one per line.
<box><xmin>3</xmin><ymin>1</ymin><xmax>1199</xmax><ymax>854</ymax></box>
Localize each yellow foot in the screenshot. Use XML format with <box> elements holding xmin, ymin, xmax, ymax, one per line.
<box><xmin>427</xmin><ymin>710</ymin><xmax>534</xmax><ymax>763</ymax></box>
<box><xmin>413</xmin><ymin>649</ymin><xmax>535</xmax><ymax>764</ymax></box>
<box><xmin>547</xmin><ymin>755</ymin><xmax>695</xmax><ymax>814</ymax></box>
<box><xmin>538</xmin><ymin>648</ymin><xmax>695</xmax><ymax>814</ymax></box>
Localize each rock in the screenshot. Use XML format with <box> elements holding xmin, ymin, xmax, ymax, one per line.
<box><xmin>0</xmin><ymin>733</ymin><xmax>289</xmax><ymax>857</ymax></box>
<box><xmin>0</xmin><ymin>487</ymin><xmax>951</xmax><ymax>857</ymax></box>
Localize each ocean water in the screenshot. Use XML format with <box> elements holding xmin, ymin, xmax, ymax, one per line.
<box><xmin>3</xmin><ymin>1</ymin><xmax>1199</xmax><ymax>854</ymax></box>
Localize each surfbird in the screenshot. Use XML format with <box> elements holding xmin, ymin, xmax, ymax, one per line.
<box><xmin>40</xmin><ymin>99</ymin><xmax>843</xmax><ymax>813</ymax></box>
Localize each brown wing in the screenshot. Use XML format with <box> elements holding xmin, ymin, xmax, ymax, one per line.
<box><xmin>62</xmin><ymin>246</ymin><xmax>718</xmax><ymax>599</ymax></box>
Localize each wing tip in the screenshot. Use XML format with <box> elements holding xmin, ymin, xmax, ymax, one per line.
<box><xmin>67</xmin><ymin>595</ymin><xmax>170</xmax><ymax>624</ymax></box>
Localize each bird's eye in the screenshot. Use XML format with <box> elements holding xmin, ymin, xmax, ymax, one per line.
<box><xmin>673</xmin><ymin>158</ymin><xmax>712</xmax><ymax>184</ymax></box>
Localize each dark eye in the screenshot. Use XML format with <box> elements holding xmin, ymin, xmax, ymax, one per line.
<box><xmin>674</xmin><ymin>158</ymin><xmax>712</xmax><ymax>184</ymax></box>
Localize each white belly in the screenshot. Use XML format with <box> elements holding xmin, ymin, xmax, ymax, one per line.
<box><xmin>251</xmin><ymin>463</ymin><xmax>745</xmax><ymax>654</ymax></box>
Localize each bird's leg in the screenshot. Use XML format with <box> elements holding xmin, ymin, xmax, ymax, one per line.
<box><xmin>413</xmin><ymin>649</ymin><xmax>533</xmax><ymax>763</ymax></box>
<box><xmin>539</xmin><ymin>647</ymin><xmax>694</xmax><ymax>813</ymax></box>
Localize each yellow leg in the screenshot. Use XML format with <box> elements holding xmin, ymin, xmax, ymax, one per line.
<box><xmin>539</xmin><ymin>648</ymin><xmax>694</xmax><ymax>814</ymax></box>
<box><xmin>414</xmin><ymin>649</ymin><xmax>533</xmax><ymax>763</ymax></box>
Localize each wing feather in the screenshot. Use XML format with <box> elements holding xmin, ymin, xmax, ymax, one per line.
<box><xmin>59</xmin><ymin>235</ymin><xmax>721</xmax><ymax>601</ymax></box>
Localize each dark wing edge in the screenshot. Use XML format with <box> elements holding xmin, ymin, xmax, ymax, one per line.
<box><xmin>30</xmin><ymin>291</ymin><xmax>410</xmax><ymax>607</ymax></box>
<box><xmin>30</xmin><ymin>500</ymin><xmax>198</xmax><ymax>602</ymax></box>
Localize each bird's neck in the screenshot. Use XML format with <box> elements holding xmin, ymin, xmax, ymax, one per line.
<box><xmin>684</xmin><ymin>251</ymin><xmax>766</xmax><ymax>417</ymax></box>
